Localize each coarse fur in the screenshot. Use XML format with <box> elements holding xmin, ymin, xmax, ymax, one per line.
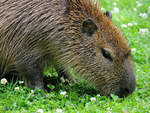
<box><xmin>0</xmin><ymin>0</ymin><xmax>136</xmax><ymax>97</ymax></box>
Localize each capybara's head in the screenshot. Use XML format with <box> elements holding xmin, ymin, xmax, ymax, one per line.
<box><xmin>57</xmin><ymin>0</ymin><xmax>136</xmax><ymax>97</ymax></box>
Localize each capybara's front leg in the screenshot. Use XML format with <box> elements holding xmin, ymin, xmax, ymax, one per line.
<box><xmin>17</xmin><ymin>58</ymin><xmax>45</xmax><ymax>90</ymax></box>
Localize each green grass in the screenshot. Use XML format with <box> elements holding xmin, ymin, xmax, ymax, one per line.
<box><xmin>0</xmin><ymin>0</ymin><xmax>150</xmax><ymax>113</ymax></box>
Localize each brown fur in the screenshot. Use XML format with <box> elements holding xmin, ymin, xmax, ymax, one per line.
<box><xmin>0</xmin><ymin>0</ymin><xmax>136</xmax><ymax>97</ymax></box>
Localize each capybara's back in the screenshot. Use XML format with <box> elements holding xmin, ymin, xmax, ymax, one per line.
<box><xmin>0</xmin><ymin>0</ymin><xmax>136</xmax><ymax>97</ymax></box>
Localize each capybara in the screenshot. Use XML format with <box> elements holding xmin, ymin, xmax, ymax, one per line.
<box><xmin>0</xmin><ymin>0</ymin><xmax>136</xmax><ymax>97</ymax></box>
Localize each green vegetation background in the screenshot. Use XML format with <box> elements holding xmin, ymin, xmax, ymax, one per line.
<box><xmin>0</xmin><ymin>0</ymin><xmax>150</xmax><ymax>112</ymax></box>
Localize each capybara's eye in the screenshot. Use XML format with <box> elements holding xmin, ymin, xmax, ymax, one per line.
<box><xmin>101</xmin><ymin>48</ymin><xmax>113</xmax><ymax>62</ymax></box>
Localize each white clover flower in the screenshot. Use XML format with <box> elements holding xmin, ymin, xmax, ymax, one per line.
<box><xmin>128</xmin><ymin>23</ymin><xmax>133</xmax><ymax>26</ymax></box>
<box><xmin>136</xmin><ymin>1</ymin><xmax>142</xmax><ymax>7</ymax></box>
<box><xmin>113</xmin><ymin>2</ymin><xmax>117</xmax><ymax>6</ymax></box>
<box><xmin>107</xmin><ymin>111</ymin><xmax>112</xmax><ymax>113</ymax></box>
<box><xmin>56</xmin><ymin>108</ymin><xmax>63</xmax><ymax>113</ymax></box>
<box><xmin>60</xmin><ymin>91</ymin><xmax>67</xmax><ymax>95</ymax></box>
<box><xmin>90</xmin><ymin>97</ymin><xmax>96</xmax><ymax>101</ymax></box>
<box><xmin>60</xmin><ymin>77</ymin><xmax>65</xmax><ymax>83</ymax></box>
<box><xmin>137</xmin><ymin>3</ymin><xmax>142</xmax><ymax>7</ymax></box>
<box><xmin>107</xmin><ymin>107</ymin><xmax>112</xmax><ymax>113</ymax></box>
<box><xmin>14</xmin><ymin>87</ymin><xmax>19</xmax><ymax>91</ymax></box>
<box><xmin>107</xmin><ymin>107</ymin><xmax>112</xmax><ymax>110</ymax></box>
<box><xmin>137</xmin><ymin>69</ymin><xmax>140</xmax><ymax>72</ymax></box>
<box><xmin>101</xmin><ymin>7</ymin><xmax>105</xmax><ymax>11</ymax></box>
<box><xmin>19</xmin><ymin>81</ymin><xmax>24</xmax><ymax>84</ymax></box>
<box><xmin>31</xmin><ymin>90</ymin><xmax>34</xmax><ymax>93</ymax></box>
<box><xmin>139</xmin><ymin>28</ymin><xmax>149</xmax><ymax>35</ymax></box>
<box><xmin>133</xmin><ymin>22</ymin><xmax>138</xmax><ymax>25</ymax></box>
<box><xmin>96</xmin><ymin>94</ymin><xmax>100</xmax><ymax>97</ymax></box>
<box><xmin>139</xmin><ymin>13</ymin><xmax>148</xmax><ymax>19</ymax></box>
<box><xmin>131</xmin><ymin>48</ymin><xmax>136</xmax><ymax>52</ymax></box>
<box><xmin>121</xmin><ymin>24</ymin><xmax>127</xmax><ymax>28</ymax></box>
<box><xmin>1</xmin><ymin>78</ymin><xmax>7</xmax><ymax>85</ymax></box>
<box><xmin>48</xmin><ymin>73</ymin><xmax>51</xmax><ymax>76</ymax></box>
<box><xmin>112</xmin><ymin>7</ymin><xmax>119</xmax><ymax>13</ymax></box>
<box><xmin>133</xmin><ymin>8</ymin><xmax>137</xmax><ymax>11</ymax></box>
<box><xmin>148</xmin><ymin>6</ymin><xmax>150</xmax><ymax>14</ymax></box>
<box><xmin>37</xmin><ymin>109</ymin><xmax>44</xmax><ymax>113</ymax></box>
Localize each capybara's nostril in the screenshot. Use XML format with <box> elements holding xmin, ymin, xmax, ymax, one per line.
<box><xmin>119</xmin><ymin>87</ymin><xmax>130</xmax><ymax>98</ymax></box>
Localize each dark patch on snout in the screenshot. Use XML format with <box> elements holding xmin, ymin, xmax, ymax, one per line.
<box><xmin>118</xmin><ymin>74</ymin><xmax>136</xmax><ymax>98</ymax></box>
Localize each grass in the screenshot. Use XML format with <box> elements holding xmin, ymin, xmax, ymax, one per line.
<box><xmin>0</xmin><ymin>0</ymin><xmax>150</xmax><ymax>112</ymax></box>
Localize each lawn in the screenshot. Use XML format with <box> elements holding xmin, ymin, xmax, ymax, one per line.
<box><xmin>0</xmin><ymin>0</ymin><xmax>150</xmax><ymax>113</ymax></box>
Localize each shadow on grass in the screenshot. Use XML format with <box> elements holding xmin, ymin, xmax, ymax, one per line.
<box><xmin>44</xmin><ymin>76</ymin><xmax>98</xmax><ymax>96</ymax></box>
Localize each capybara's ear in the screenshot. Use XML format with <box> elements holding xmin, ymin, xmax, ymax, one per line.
<box><xmin>104</xmin><ymin>11</ymin><xmax>112</xmax><ymax>19</ymax></box>
<box><xmin>82</xmin><ymin>18</ymin><xmax>98</xmax><ymax>37</ymax></box>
